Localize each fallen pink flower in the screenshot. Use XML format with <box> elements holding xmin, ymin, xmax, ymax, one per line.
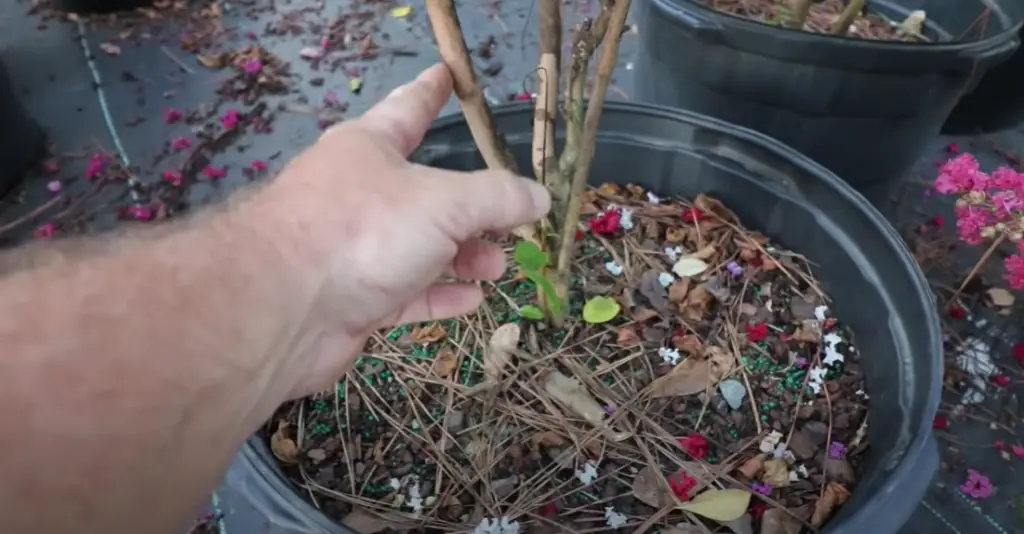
<box><xmin>34</xmin><ymin>222</ymin><xmax>55</xmax><ymax>239</ymax></box>
<box><xmin>202</xmin><ymin>166</ymin><xmax>226</xmax><ymax>180</ymax></box>
<box><xmin>250</xmin><ymin>160</ymin><xmax>268</xmax><ymax>172</ymax></box>
<box><xmin>84</xmin><ymin>152</ymin><xmax>109</xmax><ymax>180</ymax></box>
<box><xmin>43</xmin><ymin>159</ymin><xmax>59</xmax><ymax>174</ymax></box>
<box><xmin>220</xmin><ymin>109</ymin><xmax>240</xmax><ymax>130</ymax></box>
<box><xmin>243</xmin><ymin>59</ymin><xmax>262</xmax><ymax>75</ymax></box>
<box><xmin>170</xmin><ymin>136</ymin><xmax>192</xmax><ymax>151</ymax></box>
<box><xmin>46</xmin><ymin>180</ymin><xmax>62</xmax><ymax>193</ymax></box>
<box><xmin>162</xmin><ymin>170</ymin><xmax>183</xmax><ymax>187</ymax></box>
<box><xmin>128</xmin><ymin>204</ymin><xmax>154</xmax><ymax>221</ymax></box>
<box><xmin>163</xmin><ymin>107</ymin><xmax>183</xmax><ymax>124</ymax></box>
<box><xmin>245</xmin><ymin>32</ymin><xmax>258</xmax><ymax>41</ymax></box>
<box><xmin>960</xmin><ymin>469</ymin><xmax>994</xmax><ymax>499</ymax></box>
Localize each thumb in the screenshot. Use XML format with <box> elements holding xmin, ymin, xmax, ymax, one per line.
<box><xmin>419</xmin><ymin>167</ymin><xmax>552</xmax><ymax>241</ymax></box>
<box><xmin>353</xmin><ymin>63</ymin><xmax>454</xmax><ymax>156</ymax></box>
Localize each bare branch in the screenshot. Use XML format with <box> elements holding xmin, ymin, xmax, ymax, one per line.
<box><xmin>785</xmin><ymin>0</ymin><xmax>813</xmax><ymax>29</ymax></box>
<box><xmin>533</xmin><ymin>0</ymin><xmax>561</xmax><ymax>186</ymax></box>
<box><xmin>555</xmin><ymin>0</ymin><xmax>614</xmax><ymax>224</ymax></box>
<box><xmin>830</xmin><ymin>0</ymin><xmax>865</xmax><ymax>35</ymax></box>
<box><xmin>425</xmin><ymin>0</ymin><xmax>540</xmax><ymax>245</ymax></box>
<box><xmin>551</xmin><ymin>0</ymin><xmax>631</xmax><ymax>326</ymax></box>
<box><xmin>425</xmin><ymin>0</ymin><xmax>516</xmax><ymax>172</ymax></box>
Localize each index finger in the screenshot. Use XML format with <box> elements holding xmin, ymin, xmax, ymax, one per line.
<box><xmin>352</xmin><ymin>63</ymin><xmax>454</xmax><ymax>157</ymax></box>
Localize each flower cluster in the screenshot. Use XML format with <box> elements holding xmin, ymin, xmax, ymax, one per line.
<box><xmin>933</xmin><ymin>153</ymin><xmax>1024</xmax><ymax>288</ymax></box>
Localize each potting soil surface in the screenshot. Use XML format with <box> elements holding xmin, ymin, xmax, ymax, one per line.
<box><xmin>1</xmin><ymin>1</ymin><xmax>1022</xmax><ymax>533</ymax></box>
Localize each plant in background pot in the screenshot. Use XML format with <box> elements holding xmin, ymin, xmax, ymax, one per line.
<box><xmin>633</xmin><ymin>0</ymin><xmax>1021</xmax><ymax>204</ymax></box>
<box><xmin>228</xmin><ymin>1</ymin><xmax>943</xmax><ymax>533</ymax></box>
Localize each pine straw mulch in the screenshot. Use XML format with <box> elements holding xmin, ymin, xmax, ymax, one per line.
<box><xmin>265</xmin><ymin>184</ymin><xmax>869</xmax><ymax>534</ymax></box>
<box><xmin>706</xmin><ymin>0</ymin><xmax>925</xmax><ymax>42</ymax></box>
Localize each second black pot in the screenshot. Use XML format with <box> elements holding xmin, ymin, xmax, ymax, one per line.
<box><xmin>633</xmin><ymin>0</ymin><xmax>1021</xmax><ymax>200</ymax></box>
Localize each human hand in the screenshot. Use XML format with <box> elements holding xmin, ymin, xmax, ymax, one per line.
<box><xmin>253</xmin><ymin>64</ymin><xmax>550</xmax><ymax>397</ymax></box>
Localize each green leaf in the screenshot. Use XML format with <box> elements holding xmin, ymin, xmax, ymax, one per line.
<box><xmin>677</xmin><ymin>489</ymin><xmax>751</xmax><ymax>522</ymax></box>
<box><xmin>519</xmin><ymin>305</ymin><xmax>545</xmax><ymax>320</ymax></box>
<box><xmin>514</xmin><ymin>241</ymin><xmax>550</xmax><ymax>271</ymax></box>
<box><xmin>582</xmin><ymin>297</ymin><xmax>621</xmax><ymax>324</ymax></box>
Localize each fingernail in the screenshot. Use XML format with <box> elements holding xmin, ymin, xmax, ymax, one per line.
<box><xmin>525</xmin><ymin>180</ymin><xmax>552</xmax><ymax>218</ymax></box>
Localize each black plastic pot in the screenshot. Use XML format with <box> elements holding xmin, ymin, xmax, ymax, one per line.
<box><xmin>633</xmin><ymin>0</ymin><xmax>1021</xmax><ymax>200</ymax></box>
<box><xmin>0</xmin><ymin>59</ymin><xmax>45</xmax><ymax>196</ymax></box>
<box><xmin>228</xmin><ymin>102</ymin><xmax>942</xmax><ymax>534</ymax></box>
<box><xmin>56</xmin><ymin>0</ymin><xmax>155</xmax><ymax>14</ymax></box>
<box><xmin>943</xmin><ymin>7</ymin><xmax>1024</xmax><ymax>134</ymax></box>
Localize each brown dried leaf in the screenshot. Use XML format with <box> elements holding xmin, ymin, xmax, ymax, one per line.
<box><xmin>372</xmin><ymin>440</ymin><xmax>386</xmax><ymax>464</ymax></box>
<box><xmin>412</xmin><ymin>322</ymin><xmax>447</xmax><ymax>343</ymax></box>
<box><xmin>581</xmin><ymin>201</ymin><xmax>600</xmax><ymax>215</ymax></box>
<box><xmin>643</xmin><ymin>219</ymin><xmax>661</xmax><ymax>240</ymax></box>
<box><xmin>791</xmin><ymin>320</ymin><xmax>822</xmax><ymax>344</ymax></box>
<box><xmin>625</xmin><ymin>183</ymin><xmax>645</xmax><ymax>198</ymax></box>
<box><xmin>307</xmin><ymin>448</ymin><xmax>327</xmax><ymax>463</ymax></box>
<box><xmin>650</xmin><ymin>359</ymin><xmax>712</xmax><ymax>398</ymax></box>
<box><xmin>694</xmin><ymin>194</ymin><xmax>739</xmax><ymax>223</ymax></box>
<box><xmin>631</xmin><ymin>307</ymin><xmax>660</xmax><ymax>322</ymax></box>
<box><xmin>270</xmin><ymin>421</ymin><xmax>299</xmax><ymax>465</ymax></box>
<box><xmin>666</xmin><ymin>227</ymin><xmax>688</xmax><ymax>243</ymax></box>
<box><xmin>684</xmin><ymin>284</ymin><xmax>713</xmax><ymax>314</ymax></box>
<box><xmin>542</xmin><ymin>371</ymin><xmax>606</xmax><ymax>425</ymax></box>
<box><xmin>432</xmin><ymin>347</ymin><xmax>458</xmax><ymax>377</ymax></box>
<box><xmin>638</xmin><ymin>269</ymin><xmax>669</xmax><ymax>311</ymax></box>
<box><xmin>761</xmin><ymin>459</ymin><xmax>790</xmax><ymax>487</ymax></box>
<box><xmin>484</xmin><ymin>323</ymin><xmax>519</xmax><ymax>380</ymax></box>
<box><xmin>672</xmin><ymin>333</ymin><xmax>703</xmax><ymax>355</ymax></box>
<box><xmin>616</xmin><ymin>326</ymin><xmax>642</xmax><ymax>347</ymax></box>
<box><xmin>987</xmin><ymin>287</ymin><xmax>1015</xmax><ymax>307</ymax></box>
<box><xmin>668</xmin><ymin>278</ymin><xmax>691</xmax><ymax>303</ymax></box>
<box><xmin>632</xmin><ymin>465</ymin><xmax>672</xmax><ymax>508</ymax></box>
<box><xmin>706</xmin><ymin>346</ymin><xmax>735</xmax><ymax>382</ymax></box>
<box><xmin>737</xmin><ymin>454</ymin><xmax>766</xmax><ymax>478</ymax></box>
<box><xmin>197</xmin><ymin>53</ymin><xmax>227</xmax><ymax>69</ymax></box>
<box><xmin>761</xmin><ymin>507</ymin><xmax>808</xmax><ymax>534</ymax></box>
<box><xmin>810</xmin><ymin>483</ymin><xmax>850</xmax><ymax>528</ymax></box>
<box><xmin>644</xmin><ymin>204</ymin><xmax>685</xmax><ymax>217</ymax></box>
<box><xmin>689</xmin><ymin>245</ymin><xmax>717</xmax><ymax>260</ymax></box>
<box><xmin>341</xmin><ymin>508</ymin><xmax>414</xmax><ymax>533</ymax></box>
<box><xmin>529</xmin><ymin>430</ymin><xmax>567</xmax><ymax>449</ymax></box>
<box><xmin>597</xmin><ymin>183</ymin><xmax>621</xmax><ymax>197</ymax></box>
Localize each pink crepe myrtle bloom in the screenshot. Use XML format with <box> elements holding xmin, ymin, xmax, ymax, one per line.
<box><xmin>202</xmin><ymin>166</ymin><xmax>226</xmax><ymax>180</ymax></box>
<box><xmin>163</xmin><ymin>107</ymin><xmax>183</xmax><ymax>124</ymax></box>
<box><xmin>220</xmin><ymin>109</ymin><xmax>240</xmax><ymax>130</ymax></box>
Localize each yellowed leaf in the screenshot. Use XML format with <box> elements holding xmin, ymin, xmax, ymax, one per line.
<box><xmin>197</xmin><ymin>53</ymin><xmax>227</xmax><ymax>69</ymax></box>
<box><xmin>485</xmin><ymin>323</ymin><xmax>519</xmax><ymax>380</ymax></box>
<box><xmin>672</xmin><ymin>333</ymin><xmax>703</xmax><ymax>355</ymax></box>
<box><xmin>672</xmin><ymin>257</ymin><xmax>708</xmax><ymax>277</ymax></box>
<box><xmin>412</xmin><ymin>322</ymin><xmax>446</xmax><ymax>343</ymax></box>
<box><xmin>677</xmin><ymin>488</ymin><xmax>751</xmax><ymax>522</ymax></box>
<box><xmin>270</xmin><ymin>421</ymin><xmax>299</xmax><ymax>465</ymax></box>
<box><xmin>432</xmin><ymin>347</ymin><xmax>458</xmax><ymax>377</ymax></box>
<box><xmin>986</xmin><ymin>287</ymin><xmax>1015</xmax><ymax>307</ymax></box>
<box><xmin>542</xmin><ymin>370</ymin><xmax>605</xmax><ymax>425</ymax></box>
<box><xmin>389</xmin><ymin>5</ymin><xmax>413</xmax><ymax>18</ymax></box>
<box><xmin>761</xmin><ymin>459</ymin><xmax>790</xmax><ymax>487</ymax></box>
<box><xmin>650</xmin><ymin>358</ymin><xmax>712</xmax><ymax>398</ymax></box>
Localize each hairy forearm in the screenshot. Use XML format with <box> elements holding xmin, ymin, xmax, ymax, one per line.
<box><xmin>0</xmin><ymin>198</ymin><xmax>323</xmax><ymax>533</ymax></box>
